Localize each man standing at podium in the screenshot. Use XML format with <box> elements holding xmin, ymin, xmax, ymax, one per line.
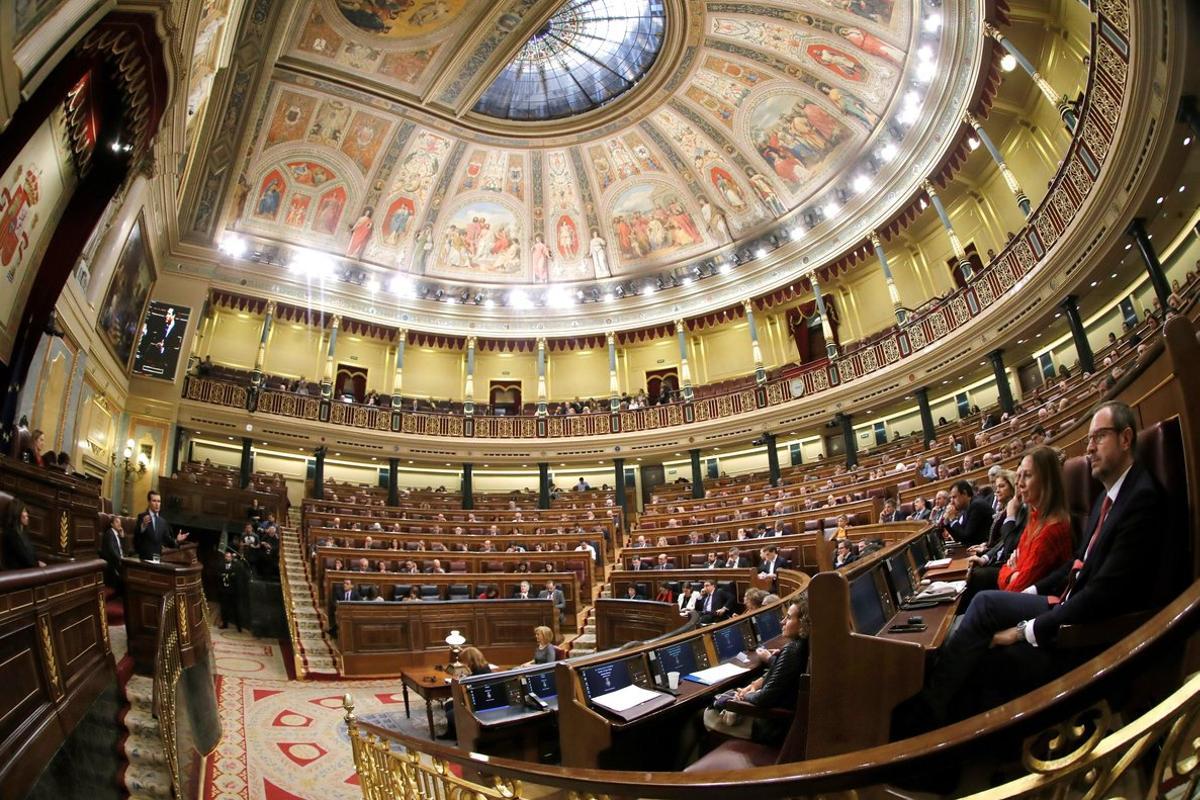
<box><xmin>135</xmin><ymin>490</ymin><xmax>188</xmax><ymax>561</ymax></box>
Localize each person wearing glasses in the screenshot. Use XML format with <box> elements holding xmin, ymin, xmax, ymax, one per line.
<box><xmin>894</xmin><ymin>401</ymin><xmax>1168</xmax><ymax>734</ymax></box>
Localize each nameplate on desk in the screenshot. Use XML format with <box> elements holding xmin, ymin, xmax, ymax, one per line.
<box><xmin>591</xmin><ymin>684</ymin><xmax>669</xmax><ymax>714</ymax></box>
<box><xmin>685</xmin><ymin>662</ymin><xmax>750</xmax><ymax>685</ymax></box>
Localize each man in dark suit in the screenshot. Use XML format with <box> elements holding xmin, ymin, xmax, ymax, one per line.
<box><xmin>134</xmin><ymin>491</ymin><xmax>188</xmax><ymax>561</ymax></box>
<box><xmin>697</xmin><ymin>579</ymin><xmax>735</xmax><ymax>624</ymax></box>
<box><xmin>328</xmin><ymin>578</ymin><xmax>361</xmax><ymax>636</ymax></box>
<box><xmin>99</xmin><ymin>515</ymin><xmax>126</xmax><ymax>588</ymax></box>
<box><xmin>896</xmin><ymin>402</ymin><xmax>1166</xmax><ymax>732</ymax></box>
<box><xmin>910</xmin><ymin>496</ymin><xmax>932</xmax><ymax>520</ymax></box>
<box><xmin>756</xmin><ymin>545</ymin><xmax>789</xmax><ymax>588</ymax></box>
<box><xmin>944</xmin><ymin>480</ymin><xmax>992</xmax><ymax>546</ymax></box>
<box><xmin>962</xmin><ymin>491</ymin><xmax>1029</xmax><ymax>605</ymax></box>
<box><xmin>538</xmin><ymin>578</ymin><xmax>566</xmax><ymax>624</ymax></box>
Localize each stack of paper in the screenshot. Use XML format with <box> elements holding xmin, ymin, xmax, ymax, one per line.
<box><xmin>685</xmin><ymin>662</ymin><xmax>750</xmax><ymax>685</ymax></box>
<box><xmin>924</xmin><ymin>557</ymin><xmax>952</xmax><ymax>569</ymax></box>
<box><xmin>913</xmin><ymin>580</ymin><xmax>966</xmax><ymax>601</ymax></box>
<box><xmin>591</xmin><ymin>684</ymin><xmax>667</xmax><ymax>713</ymax></box>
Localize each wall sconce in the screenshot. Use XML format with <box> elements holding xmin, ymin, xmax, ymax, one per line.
<box><xmin>445</xmin><ymin>630</ymin><xmax>467</xmax><ymax>677</ymax></box>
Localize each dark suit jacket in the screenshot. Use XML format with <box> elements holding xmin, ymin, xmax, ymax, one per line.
<box><xmin>2</xmin><ymin>525</ymin><xmax>38</xmax><ymax>569</ymax></box>
<box><xmin>982</xmin><ymin>504</ymin><xmax>1027</xmax><ymax>565</ymax></box>
<box><xmin>758</xmin><ymin>556</ymin><xmax>790</xmax><ymax>576</ymax></box>
<box><xmin>134</xmin><ymin>512</ymin><xmax>176</xmax><ymax>560</ymax></box>
<box><xmin>699</xmin><ymin>588</ymin><xmax>735</xmax><ymax>619</ymax></box>
<box><xmin>911</xmin><ymin>508</ymin><xmax>932</xmax><ymax>521</ymax></box>
<box><xmin>744</xmin><ymin>636</ymin><xmax>809</xmax><ymax>744</ymax></box>
<box><xmin>948</xmin><ymin>497</ymin><xmax>993</xmax><ymax>546</ymax></box>
<box><xmin>333</xmin><ymin>587</ymin><xmax>363</xmax><ymax>603</ymax></box>
<box><xmin>99</xmin><ymin>525</ymin><xmax>125</xmax><ymax>573</ymax></box>
<box><xmin>1031</xmin><ymin>462</ymin><xmax>1165</xmax><ymax>645</ymax></box>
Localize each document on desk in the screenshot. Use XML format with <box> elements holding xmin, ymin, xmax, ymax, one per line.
<box><xmin>591</xmin><ymin>684</ymin><xmax>668</xmax><ymax>713</ymax></box>
<box><xmin>924</xmin><ymin>558</ymin><xmax>952</xmax><ymax>569</ymax></box>
<box><xmin>685</xmin><ymin>662</ymin><xmax>750</xmax><ymax>685</ymax></box>
<box><xmin>912</xmin><ymin>580</ymin><xmax>966</xmax><ymax>601</ymax></box>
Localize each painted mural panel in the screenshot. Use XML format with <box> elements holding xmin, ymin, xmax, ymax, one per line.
<box><xmin>184</xmin><ymin>0</ymin><xmax>236</xmax><ymax>152</ymax></box>
<box><xmin>432</xmin><ymin>200</ymin><xmax>525</xmax><ymax>279</ymax></box>
<box><xmin>0</xmin><ymin>107</ymin><xmax>75</xmax><ymax>362</ymax></box>
<box><xmin>97</xmin><ymin>214</ymin><xmax>156</xmax><ymax>371</ymax></box>
<box><xmin>13</xmin><ymin>0</ymin><xmax>68</xmax><ymax>45</ymax></box>
<box><xmin>334</xmin><ymin>0</ymin><xmax>468</xmax><ymax>37</ymax></box>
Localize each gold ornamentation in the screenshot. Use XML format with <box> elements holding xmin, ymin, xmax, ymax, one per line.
<box><xmin>98</xmin><ymin>590</ymin><xmax>111</xmax><ymax>654</ymax></box>
<box><xmin>59</xmin><ymin>510</ymin><xmax>69</xmax><ymax>552</ymax></box>
<box><xmin>176</xmin><ymin>594</ymin><xmax>189</xmax><ymax>643</ymax></box>
<box><xmin>38</xmin><ymin>615</ymin><xmax>63</xmax><ymax>698</ymax></box>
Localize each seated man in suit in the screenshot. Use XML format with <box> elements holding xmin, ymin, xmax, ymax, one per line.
<box><xmin>328</xmin><ymin>578</ymin><xmax>362</xmax><ymax>636</ymax></box>
<box><xmin>943</xmin><ymin>480</ymin><xmax>992</xmax><ymax>546</ymax></box>
<box><xmin>538</xmin><ymin>578</ymin><xmax>566</xmax><ymax>624</ymax></box>
<box><xmin>625</xmin><ymin>585</ymin><xmax>645</xmax><ymax>601</ymax></box>
<box><xmin>697</xmin><ymin>579</ymin><xmax>735</xmax><ymax>624</ymax></box>
<box><xmin>134</xmin><ymin>491</ymin><xmax>188</xmax><ymax>561</ymax></box>
<box><xmin>756</xmin><ymin>545</ymin><xmax>789</xmax><ymax>587</ymax></box>
<box><xmin>962</xmin><ymin>469</ymin><xmax>1026</xmax><ymax>605</ymax></box>
<box><xmin>895</xmin><ymin>402</ymin><xmax>1167</xmax><ymax>733</ymax></box>
<box><xmin>910</xmin><ymin>496</ymin><xmax>932</xmax><ymax>520</ymax></box>
<box><xmin>700</xmin><ymin>599</ymin><xmax>809</xmax><ymax>746</ymax></box>
<box><xmin>515</xmin><ymin>580</ymin><xmax>533</xmax><ymax>600</ymax></box>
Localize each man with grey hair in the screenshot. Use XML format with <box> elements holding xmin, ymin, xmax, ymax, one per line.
<box><xmin>929</xmin><ymin>490</ymin><xmax>950</xmax><ymax>525</ymax></box>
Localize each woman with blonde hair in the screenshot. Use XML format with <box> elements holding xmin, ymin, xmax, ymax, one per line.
<box><xmin>998</xmin><ymin>446</ymin><xmax>1072</xmax><ymax>592</ymax></box>
<box><xmin>525</xmin><ymin>626</ymin><xmax>557</xmax><ymax>665</ymax></box>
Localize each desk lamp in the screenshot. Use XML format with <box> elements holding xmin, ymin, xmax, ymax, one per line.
<box><xmin>445</xmin><ymin>630</ymin><xmax>467</xmax><ymax>677</ymax></box>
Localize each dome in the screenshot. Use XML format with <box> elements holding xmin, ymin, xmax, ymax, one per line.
<box><xmin>214</xmin><ymin>0</ymin><xmax>983</xmax><ymax>332</ymax></box>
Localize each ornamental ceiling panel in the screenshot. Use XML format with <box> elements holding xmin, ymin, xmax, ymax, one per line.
<box><xmin>218</xmin><ymin>0</ymin><xmax>933</xmax><ymax>292</ymax></box>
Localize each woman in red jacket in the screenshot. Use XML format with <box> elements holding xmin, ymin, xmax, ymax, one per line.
<box><xmin>998</xmin><ymin>446</ymin><xmax>1073</xmax><ymax>592</ymax></box>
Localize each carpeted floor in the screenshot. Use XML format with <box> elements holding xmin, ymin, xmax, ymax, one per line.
<box><xmin>203</xmin><ymin>628</ymin><xmax>440</xmax><ymax>800</ymax></box>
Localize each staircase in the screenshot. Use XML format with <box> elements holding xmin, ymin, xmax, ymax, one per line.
<box><xmin>120</xmin><ymin>675</ymin><xmax>172</xmax><ymax>800</ymax></box>
<box><xmin>279</xmin><ymin>528</ymin><xmax>339</xmax><ymax>677</ymax></box>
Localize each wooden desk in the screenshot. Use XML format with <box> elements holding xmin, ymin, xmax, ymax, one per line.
<box><xmin>0</xmin><ymin>456</ymin><xmax>100</xmax><ymax>562</ymax></box>
<box><xmin>122</xmin><ymin>545</ymin><xmax>208</xmax><ymax>674</ymax></box>
<box><xmin>401</xmin><ymin>667</ymin><xmax>454</xmax><ymax>738</ymax></box>
<box><xmin>878</xmin><ymin>600</ymin><xmax>959</xmax><ymax>649</ymax></box>
<box><xmin>923</xmin><ymin>556</ymin><xmax>972</xmax><ymax>582</ymax></box>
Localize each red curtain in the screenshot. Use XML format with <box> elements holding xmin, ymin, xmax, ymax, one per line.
<box><xmin>786</xmin><ymin>295</ymin><xmax>838</xmax><ymax>363</ymax></box>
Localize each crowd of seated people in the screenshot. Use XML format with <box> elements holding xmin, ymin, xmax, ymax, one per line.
<box><xmin>173</xmin><ymin>459</ymin><xmax>288</xmax><ymax>497</ymax></box>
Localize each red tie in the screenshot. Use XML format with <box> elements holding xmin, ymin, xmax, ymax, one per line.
<box><xmin>1060</xmin><ymin>496</ymin><xmax>1112</xmax><ymax>602</ymax></box>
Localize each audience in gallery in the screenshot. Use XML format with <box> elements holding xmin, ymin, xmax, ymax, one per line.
<box><xmin>894</xmin><ymin>401</ymin><xmax>1168</xmax><ymax>733</ymax></box>
<box><xmin>701</xmin><ymin>599</ymin><xmax>808</xmax><ymax>746</ymax></box>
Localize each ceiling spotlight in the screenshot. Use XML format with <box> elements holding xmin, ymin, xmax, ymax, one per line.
<box><xmin>916</xmin><ymin>61</ymin><xmax>935</xmax><ymax>83</ymax></box>
<box><xmin>1090</xmin><ymin>281</ymin><xmax>1098</xmax><ymax>287</ymax></box>
<box><xmin>917</xmin><ymin>45</ymin><xmax>934</xmax><ymax>63</ymax></box>
<box><xmin>878</xmin><ymin>143</ymin><xmax>898</xmax><ymax>161</ymax></box>
<box><xmin>508</xmin><ymin>289</ymin><xmax>531</xmax><ymax>309</ymax></box>
<box><xmin>643</xmin><ymin>282</ymin><xmax>656</xmax><ymax>295</ymax></box>
<box><xmin>719</xmin><ymin>261</ymin><xmax>732</xmax><ymax>275</ymax></box>
<box><xmin>289</xmin><ymin>248</ymin><xmax>334</xmax><ymax>279</ymax></box>
<box><xmin>218</xmin><ymin>234</ymin><xmax>247</xmax><ymax>258</ymax></box>
<box><xmin>823</xmin><ymin>202</ymin><xmax>841</xmax><ymax>219</ymax></box>
<box><xmin>755</xmin><ymin>247</ymin><xmax>767</xmax><ymax>259</ymax></box>
<box><xmin>789</xmin><ymin>227</ymin><xmax>804</xmax><ymax>241</ymax></box>
<box><xmin>547</xmin><ymin>286</ymin><xmax>574</xmax><ymax>309</ymax></box>
<box><xmin>1185</xmin><ymin>136</ymin><xmax>1193</xmax><ymax>146</ymax></box>
<box><xmin>483</xmin><ymin>297</ymin><xmax>495</xmax><ymax>308</ymax></box>
<box><xmin>603</xmin><ymin>292</ymin><xmax>615</xmax><ymax>302</ymax></box>
<box><xmin>851</xmin><ymin>174</ymin><xmax>870</xmax><ymax>193</ymax></box>
<box><xmin>389</xmin><ymin>274</ymin><xmax>413</xmax><ymax>296</ymax></box>
<box><xmin>1000</xmin><ymin>53</ymin><xmax>1018</xmax><ymax>72</ymax></box>
<box><xmin>923</xmin><ymin>13</ymin><xmax>942</xmax><ymax>32</ymax></box>
<box><xmin>968</xmin><ymin>137</ymin><xmax>980</xmax><ymax>150</ymax></box>
<box><xmin>1156</xmin><ymin>196</ymin><xmax>1165</xmax><ymax>204</ymax></box>
<box><xmin>897</xmin><ymin>105</ymin><xmax>919</xmax><ymax>125</ymax></box>
<box><xmin>365</xmin><ymin>278</ymin><xmax>380</xmax><ymax>293</ymax></box>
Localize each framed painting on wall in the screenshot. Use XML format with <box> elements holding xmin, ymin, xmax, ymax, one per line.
<box><xmin>96</xmin><ymin>213</ymin><xmax>156</xmax><ymax>371</ymax></box>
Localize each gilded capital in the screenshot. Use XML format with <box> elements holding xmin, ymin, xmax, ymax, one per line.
<box><xmin>870</xmin><ymin>232</ymin><xmax>884</xmax><ymax>250</ymax></box>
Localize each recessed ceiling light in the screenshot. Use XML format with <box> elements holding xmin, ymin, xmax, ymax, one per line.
<box><xmin>1180</xmin><ymin>185</ymin><xmax>1187</xmax><ymax>193</ymax></box>
<box><xmin>1054</xmin><ymin>313</ymin><xmax>1061</xmax><ymax>318</ymax></box>
<box><xmin>789</xmin><ymin>227</ymin><xmax>804</xmax><ymax>241</ymax></box>
<box><xmin>1090</xmin><ymin>281</ymin><xmax>1098</xmax><ymax>287</ymax></box>
<box><xmin>755</xmin><ymin>248</ymin><xmax>767</xmax><ymax>259</ymax></box>
<box><xmin>365</xmin><ymin>278</ymin><xmax>380</xmax><ymax>293</ymax></box>
<box><xmin>967</xmin><ymin>137</ymin><xmax>980</xmax><ymax>150</ymax></box>
<box><xmin>878</xmin><ymin>143</ymin><xmax>898</xmax><ymax>161</ymax></box>
<box><xmin>923</xmin><ymin>13</ymin><xmax>942</xmax><ymax>32</ymax></box>
<box><xmin>1124</xmin><ymin>243</ymin><xmax>1132</xmax><ymax>250</ymax></box>
<box><xmin>1156</xmin><ymin>196</ymin><xmax>1164</xmax><ymax>204</ymax></box>
<box><xmin>852</xmin><ymin>174</ymin><xmax>871</xmax><ymax>193</ymax></box>
<box><xmin>719</xmin><ymin>262</ymin><xmax>732</xmax><ymax>275</ymax></box>
<box><xmin>823</xmin><ymin>202</ymin><xmax>841</xmax><ymax>218</ymax></box>
<box><xmin>1111</xmin><ymin>273</ymin><xmax>1117</xmax><ymax>279</ymax></box>
<box><xmin>1185</xmin><ymin>136</ymin><xmax>1193</xmax><ymax>146</ymax></box>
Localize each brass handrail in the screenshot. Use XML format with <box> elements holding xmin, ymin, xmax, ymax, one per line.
<box><xmin>277</xmin><ymin>527</ymin><xmax>309</xmax><ymax>679</ymax></box>
<box><xmin>150</xmin><ymin>593</ymin><xmax>183</xmax><ymax>799</ymax></box>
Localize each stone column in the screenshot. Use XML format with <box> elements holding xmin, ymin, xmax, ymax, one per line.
<box><xmin>764</xmin><ymin>432</ymin><xmax>781</xmax><ymax>484</ymax></box>
<box><xmin>689</xmin><ymin>448</ymin><xmax>705</xmax><ymax>499</ymax></box>
<box><xmin>461</xmin><ymin>463</ymin><xmax>474</xmax><ymax>510</ymax></box>
<box><xmin>924</xmin><ymin>180</ymin><xmax>974</xmax><ymax>282</ymax></box>
<box><xmin>251</xmin><ymin>300</ymin><xmax>276</xmax><ymax>390</ymax></box>
<box><xmin>607</xmin><ymin>331</ymin><xmax>621</xmax><ymax>411</ymax></box>
<box><xmin>312</xmin><ymin>446</ymin><xmax>326</xmax><ymax>500</ymax></box>
<box><xmin>675</xmin><ymin>320</ymin><xmax>694</xmax><ymax>402</ymax></box>
<box><xmin>613</xmin><ymin>457</ymin><xmax>628</xmax><ymax>519</ymax></box>
<box><xmin>463</xmin><ymin>336</ymin><xmax>477</xmax><ymax>416</ymax></box>
<box><xmin>986</xmin><ymin>22</ymin><xmax>1077</xmax><ymax>130</ymax></box>
<box><xmin>1126</xmin><ymin>218</ymin><xmax>1172</xmax><ymax>309</ymax></box>
<box><xmin>964</xmin><ymin>111</ymin><xmax>1031</xmax><ymax>217</ymax></box>
<box><xmin>536</xmin><ymin>337</ymin><xmax>548</xmax><ymax>416</ymax></box>
<box><xmin>838</xmin><ymin>413</ymin><xmax>858</xmax><ymax>468</ymax></box>
<box><xmin>387</xmin><ymin>457</ymin><xmax>399</xmax><ymax>506</ymax></box>
<box><xmin>1059</xmin><ymin>295</ymin><xmax>1094</xmax><ymax>374</ymax></box>
<box><xmin>239</xmin><ymin>437</ymin><xmax>253</xmax><ymax>489</ymax></box>
<box><xmin>870</xmin><ymin>232</ymin><xmax>907</xmax><ymax>325</ymax></box>
<box><xmin>538</xmin><ymin>463</ymin><xmax>550</xmax><ymax>510</ymax></box>
<box><xmin>391</xmin><ymin>330</ymin><xmax>406</xmax><ymax>408</ymax></box>
<box><xmin>989</xmin><ymin>349</ymin><xmax>1015</xmax><ymax>415</ymax></box>
<box><xmin>743</xmin><ymin>300</ymin><xmax>768</xmax><ymax>384</ymax></box>
<box><xmin>915</xmin><ymin>387</ymin><xmax>936</xmax><ymax>447</ymax></box>
<box><xmin>320</xmin><ymin>315</ymin><xmax>341</xmax><ymax>400</ymax></box>
<box><xmin>809</xmin><ymin>275</ymin><xmax>839</xmax><ymax>359</ymax></box>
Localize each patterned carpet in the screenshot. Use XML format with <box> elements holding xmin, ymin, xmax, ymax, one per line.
<box><xmin>203</xmin><ymin>628</ymin><xmax>440</xmax><ymax>800</ymax></box>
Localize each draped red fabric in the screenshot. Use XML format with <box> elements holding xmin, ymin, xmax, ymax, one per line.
<box><xmin>786</xmin><ymin>295</ymin><xmax>838</xmax><ymax>362</ymax></box>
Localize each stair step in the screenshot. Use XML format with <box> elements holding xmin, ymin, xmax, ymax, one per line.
<box><xmin>124</xmin><ymin>732</ymin><xmax>167</xmax><ymax>766</ymax></box>
<box><xmin>124</xmin><ymin>675</ymin><xmax>154</xmax><ymax>705</ymax></box>
<box><xmin>123</xmin><ymin>763</ymin><xmax>173</xmax><ymax>800</ymax></box>
<box><xmin>124</xmin><ymin>708</ymin><xmax>161</xmax><ymax>738</ymax></box>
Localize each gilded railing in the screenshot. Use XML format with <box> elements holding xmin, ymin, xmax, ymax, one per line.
<box><xmin>339</xmin><ymin>671</ymin><xmax>1200</xmax><ymax>800</ymax></box>
<box><xmin>151</xmin><ymin>593</ymin><xmax>183</xmax><ymax>799</ymax></box>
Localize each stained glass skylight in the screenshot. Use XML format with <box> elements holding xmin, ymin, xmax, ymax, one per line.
<box><xmin>473</xmin><ymin>0</ymin><xmax>666</xmax><ymax>121</ymax></box>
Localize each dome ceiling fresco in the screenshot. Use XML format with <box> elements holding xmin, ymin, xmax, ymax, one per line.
<box><xmin>216</xmin><ymin>0</ymin><xmax>977</xmax><ymax>299</ymax></box>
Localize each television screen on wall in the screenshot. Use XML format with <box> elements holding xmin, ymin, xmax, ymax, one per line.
<box><xmin>131</xmin><ymin>302</ymin><xmax>190</xmax><ymax>380</ymax></box>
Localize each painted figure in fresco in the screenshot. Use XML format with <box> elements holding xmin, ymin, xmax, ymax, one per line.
<box><xmin>346</xmin><ymin>207</ymin><xmax>374</xmax><ymax>258</ymax></box>
<box><xmin>385</xmin><ymin>198</ymin><xmax>414</xmax><ymax>244</ymax></box>
<box><xmin>699</xmin><ymin>198</ymin><xmax>732</xmax><ymax>241</ymax></box>
<box><xmin>590</xmin><ymin>230</ymin><xmax>610</xmax><ymax>278</ymax></box>
<box><xmin>531</xmin><ymin>233</ymin><xmax>552</xmax><ymax>282</ymax></box>
<box><xmin>838</xmin><ymin>26</ymin><xmax>903</xmax><ymax>66</ymax></box>
<box><xmin>808</xmin><ymin>44</ymin><xmax>866</xmax><ymax>81</ymax></box>
<box><xmin>819</xmin><ymin>83</ymin><xmax>879</xmax><ymax>128</ymax></box>
<box><xmin>256</xmin><ymin>178</ymin><xmax>282</xmax><ymax>217</ymax></box>
<box><xmin>556</xmin><ymin>216</ymin><xmax>579</xmax><ymax>258</ymax></box>
<box><xmin>746</xmin><ymin>169</ymin><xmax>786</xmax><ymax>216</ymax></box>
<box><xmin>411</xmin><ymin>225</ymin><xmax>433</xmax><ymax>274</ymax></box>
